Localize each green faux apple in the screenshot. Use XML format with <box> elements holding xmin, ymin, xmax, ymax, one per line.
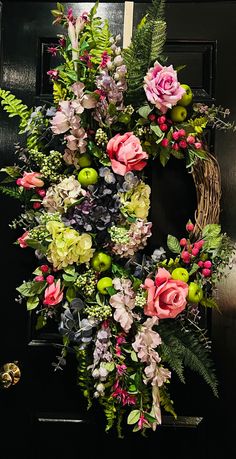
<box><xmin>172</xmin><ymin>267</ymin><xmax>189</xmax><ymax>283</ymax></box>
<box><xmin>78</xmin><ymin>167</ymin><xmax>98</xmax><ymax>186</ymax></box>
<box><xmin>77</xmin><ymin>153</ymin><xmax>92</xmax><ymax>168</ymax></box>
<box><xmin>178</xmin><ymin>84</ymin><xmax>193</xmax><ymax>107</ymax></box>
<box><xmin>187</xmin><ymin>282</ymin><xmax>203</xmax><ymax>303</ymax></box>
<box><xmin>97</xmin><ymin>276</ymin><xmax>113</xmax><ymax>294</ymax></box>
<box><xmin>170</xmin><ymin>105</ymin><xmax>187</xmax><ymax>122</ymax></box>
<box><xmin>91</xmin><ymin>252</ymin><xmax>112</xmax><ymax>272</ymax></box>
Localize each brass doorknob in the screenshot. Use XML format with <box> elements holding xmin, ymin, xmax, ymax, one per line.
<box><xmin>0</xmin><ymin>362</ymin><xmax>21</xmax><ymax>389</ymax></box>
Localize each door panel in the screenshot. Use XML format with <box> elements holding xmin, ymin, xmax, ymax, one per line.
<box><xmin>1</xmin><ymin>2</ymin><xmax>236</xmax><ymax>457</ymax></box>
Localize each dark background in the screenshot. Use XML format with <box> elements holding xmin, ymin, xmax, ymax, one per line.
<box><xmin>0</xmin><ymin>2</ymin><xmax>236</xmax><ymax>458</ymax></box>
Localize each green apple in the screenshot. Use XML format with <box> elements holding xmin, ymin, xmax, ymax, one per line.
<box><xmin>170</xmin><ymin>105</ymin><xmax>187</xmax><ymax>122</ymax></box>
<box><xmin>97</xmin><ymin>276</ymin><xmax>113</xmax><ymax>294</ymax></box>
<box><xmin>178</xmin><ymin>84</ymin><xmax>193</xmax><ymax>107</ymax></box>
<box><xmin>91</xmin><ymin>252</ymin><xmax>112</xmax><ymax>272</ymax></box>
<box><xmin>77</xmin><ymin>153</ymin><xmax>92</xmax><ymax>168</ymax></box>
<box><xmin>187</xmin><ymin>282</ymin><xmax>203</xmax><ymax>303</ymax></box>
<box><xmin>172</xmin><ymin>267</ymin><xmax>189</xmax><ymax>283</ymax></box>
<box><xmin>78</xmin><ymin>167</ymin><xmax>98</xmax><ymax>186</ymax></box>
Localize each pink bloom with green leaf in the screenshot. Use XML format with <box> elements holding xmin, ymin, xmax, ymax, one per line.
<box><xmin>17</xmin><ymin>231</ymin><xmax>29</xmax><ymax>248</ymax></box>
<box><xmin>17</xmin><ymin>172</ymin><xmax>44</xmax><ymax>189</ymax></box>
<box><xmin>144</xmin><ymin>61</ymin><xmax>185</xmax><ymax>114</ymax></box>
<box><xmin>143</xmin><ymin>268</ymin><xmax>188</xmax><ymax>319</ymax></box>
<box><xmin>43</xmin><ymin>279</ymin><xmax>63</xmax><ymax>306</ymax></box>
<box><xmin>107</xmin><ymin>132</ymin><xmax>148</xmax><ymax>176</ymax></box>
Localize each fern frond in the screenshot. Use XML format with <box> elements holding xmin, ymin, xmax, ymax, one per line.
<box><xmin>181</xmin><ymin>334</ymin><xmax>218</xmax><ymax>396</ymax></box>
<box><xmin>159</xmin><ymin>321</ymin><xmax>218</xmax><ymax>396</ymax></box>
<box><xmin>89</xmin><ymin>19</ymin><xmax>111</xmax><ymax>64</ymax></box>
<box><xmin>160</xmin><ymin>341</ymin><xmax>185</xmax><ymax>383</ymax></box>
<box><xmin>159</xmin><ymin>386</ymin><xmax>177</xmax><ymax>419</ymax></box>
<box><xmin>123</xmin><ymin>0</ymin><xmax>166</xmax><ymax>106</ymax></box>
<box><xmin>0</xmin><ymin>185</ymin><xmax>22</xmax><ymax>199</ymax></box>
<box><xmin>0</xmin><ymin>89</ymin><xmax>30</xmax><ymax>124</ymax></box>
<box><xmin>76</xmin><ymin>349</ymin><xmax>92</xmax><ymax>409</ymax></box>
<box><xmin>99</xmin><ymin>396</ymin><xmax>117</xmax><ymax>432</ymax></box>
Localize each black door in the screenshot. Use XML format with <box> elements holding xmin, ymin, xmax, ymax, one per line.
<box><xmin>0</xmin><ymin>1</ymin><xmax>236</xmax><ymax>458</ymax></box>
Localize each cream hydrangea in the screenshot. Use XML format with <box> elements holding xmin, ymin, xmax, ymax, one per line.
<box><xmin>43</xmin><ymin>176</ymin><xmax>86</xmax><ymax>213</ymax></box>
<box><xmin>119</xmin><ymin>181</ymin><xmax>151</xmax><ymax>219</ymax></box>
<box><xmin>46</xmin><ymin>221</ymin><xmax>94</xmax><ymax>269</ymax></box>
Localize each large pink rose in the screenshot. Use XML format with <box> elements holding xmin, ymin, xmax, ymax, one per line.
<box><xmin>107</xmin><ymin>132</ymin><xmax>148</xmax><ymax>176</ymax></box>
<box><xmin>43</xmin><ymin>280</ymin><xmax>63</xmax><ymax>307</ymax></box>
<box><xmin>144</xmin><ymin>61</ymin><xmax>185</xmax><ymax>114</ymax></box>
<box><xmin>17</xmin><ymin>172</ymin><xmax>44</xmax><ymax>189</ymax></box>
<box><xmin>143</xmin><ymin>268</ymin><xmax>188</xmax><ymax>319</ymax></box>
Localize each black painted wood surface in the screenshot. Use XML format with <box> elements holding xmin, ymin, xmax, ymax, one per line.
<box><xmin>0</xmin><ymin>2</ymin><xmax>236</xmax><ymax>458</ymax></box>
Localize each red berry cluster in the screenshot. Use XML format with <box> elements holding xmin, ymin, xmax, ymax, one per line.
<box><xmin>33</xmin><ymin>188</ymin><xmax>46</xmax><ymax>210</ymax></box>
<box><xmin>180</xmin><ymin>238</ymin><xmax>205</xmax><ymax>264</ymax></box>
<box><xmin>34</xmin><ymin>264</ymin><xmax>55</xmax><ymax>284</ymax></box>
<box><xmin>172</xmin><ymin>130</ymin><xmax>202</xmax><ymax>152</ymax></box>
<box><xmin>148</xmin><ymin>113</ymin><xmax>172</xmax><ymax>135</ymax></box>
<box><xmin>180</xmin><ymin>229</ymin><xmax>212</xmax><ymax>278</ymax></box>
<box><xmin>197</xmin><ymin>260</ymin><xmax>212</xmax><ymax>278</ymax></box>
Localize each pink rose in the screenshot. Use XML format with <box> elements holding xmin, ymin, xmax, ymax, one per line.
<box><xmin>107</xmin><ymin>132</ymin><xmax>148</xmax><ymax>176</ymax></box>
<box><xmin>144</xmin><ymin>61</ymin><xmax>185</xmax><ymax>114</ymax></box>
<box><xmin>17</xmin><ymin>231</ymin><xmax>29</xmax><ymax>248</ymax></box>
<box><xmin>17</xmin><ymin>172</ymin><xmax>44</xmax><ymax>189</ymax></box>
<box><xmin>43</xmin><ymin>279</ymin><xmax>63</xmax><ymax>307</ymax></box>
<box><xmin>143</xmin><ymin>268</ymin><xmax>188</xmax><ymax>319</ymax></box>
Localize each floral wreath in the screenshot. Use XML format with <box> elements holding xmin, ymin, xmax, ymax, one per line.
<box><xmin>0</xmin><ymin>1</ymin><xmax>234</xmax><ymax>436</ymax></box>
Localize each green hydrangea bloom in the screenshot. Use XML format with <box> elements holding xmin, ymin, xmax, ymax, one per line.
<box><xmin>46</xmin><ymin>221</ymin><xmax>94</xmax><ymax>269</ymax></box>
<box><xmin>119</xmin><ymin>181</ymin><xmax>151</xmax><ymax>220</ymax></box>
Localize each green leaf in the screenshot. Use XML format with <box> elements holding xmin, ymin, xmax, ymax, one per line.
<box><xmin>62</xmin><ymin>274</ymin><xmax>76</xmax><ymax>283</ymax></box>
<box><xmin>27</xmin><ymin>295</ymin><xmax>39</xmax><ymax>311</ymax></box>
<box><xmin>89</xmin><ymin>0</ymin><xmax>99</xmax><ymax>19</ymax></box>
<box><xmin>0</xmin><ymin>166</ymin><xmax>21</xmax><ymax>178</ymax></box>
<box><xmin>132</xmin><ymin>424</ymin><xmax>141</xmax><ymax>432</ymax></box>
<box><xmin>127</xmin><ymin>409</ymin><xmax>141</xmax><ymax>425</ymax></box>
<box><xmin>88</xmin><ymin>141</ymin><xmax>103</xmax><ymax>159</ymax></box>
<box><xmin>56</xmin><ymin>3</ymin><xmax>64</xmax><ymax>12</ymax></box>
<box><xmin>16</xmin><ymin>281</ymin><xmax>45</xmax><ymax>297</ymax></box>
<box><xmin>204</xmin><ymin>236</ymin><xmax>222</xmax><ymax>250</ymax></box>
<box><xmin>108</xmin><ymin>103</ymin><xmax>117</xmax><ymax>116</ymax></box>
<box><xmin>193</xmin><ymin>149</ymin><xmax>207</xmax><ymax>160</ymax></box>
<box><xmin>189</xmin><ymin>263</ymin><xmax>199</xmax><ymax>276</ymax></box>
<box><xmin>112</xmin><ymin>263</ymin><xmax>129</xmax><ymax>278</ymax></box>
<box><xmin>167</xmin><ymin>235</ymin><xmax>181</xmax><ymax>254</ymax></box>
<box><xmin>202</xmin><ymin>224</ymin><xmax>221</xmax><ymax>239</ymax></box>
<box><xmin>102</xmin><ymin>362</ymin><xmax>115</xmax><ymax>372</ymax></box>
<box><xmin>36</xmin><ymin>314</ymin><xmax>47</xmax><ymax>330</ymax></box>
<box><xmin>144</xmin><ymin>413</ymin><xmax>158</xmax><ymax>423</ymax></box>
<box><xmin>138</xmin><ymin>105</ymin><xmax>152</xmax><ymax>119</ymax></box>
<box><xmin>131</xmin><ymin>351</ymin><xmax>138</xmax><ymax>362</ymax></box>
<box><xmin>63</xmin><ymin>265</ymin><xmax>76</xmax><ymax>276</ymax></box>
<box><xmin>117</xmin><ymin>113</ymin><xmax>131</xmax><ymax>124</ymax></box>
<box><xmin>128</xmin><ymin>384</ymin><xmax>138</xmax><ymax>394</ymax></box>
<box><xmin>32</xmin><ymin>267</ymin><xmax>42</xmax><ymax>276</ymax></box>
<box><xmin>66</xmin><ymin>286</ymin><xmax>77</xmax><ymax>303</ymax></box>
<box><xmin>171</xmin><ymin>149</ymin><xmax>184</xmax><ymax>160</ymax></box>
<box><xmin>150</xmin><ymin>124</ymin><xmax>163</xmax><ymax>138</ymax></box>
<box><xmin>132</xmin><ymin>277</ymin><xmax>142</xmax><ymax>291</ymax></box>
<box><xmin>106</xmin><ymin>286</ymin><xmax>116</xmax><ymax>296</ymax></box>
<box><xmin>159</xmin><ymin>148</ymin><xmax>170</xmax><ymax>167</ymax></box>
